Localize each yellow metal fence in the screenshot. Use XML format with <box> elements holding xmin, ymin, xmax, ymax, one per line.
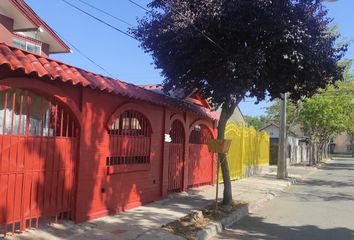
<box><xmin>219</xmin><ymin>122</ymin><xmax>270</xmax><ymax>181</ymax></box>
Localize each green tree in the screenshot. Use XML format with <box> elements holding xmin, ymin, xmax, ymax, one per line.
<box><xmin>265</xmin><ymin>100</ymin><xmax>301</xmax><ymax>126</ymax></box>
<box><xmin>299</xmin><ymin>80</ymin><xmax>354</xmax><ymax>163</ymax></box>
<box><xmin>134</xmin><ymin>0</ymin><xmax>346</xmax><ymax>204</ymax></box>
<box><xmin>244</xmin><ymin>115</ymin><xmax>270</xmax><ymax>130</ymax></box>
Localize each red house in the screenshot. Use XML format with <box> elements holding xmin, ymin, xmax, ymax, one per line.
<box><xmin>0</xmin><ymin>0</ymin><xmax>217</xmax><ymax>236</ymax></box>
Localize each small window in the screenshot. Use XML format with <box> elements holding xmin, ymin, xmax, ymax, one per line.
<box><xmin>12</xmin><ymin>37</ymin><xmax>41</xmax><ymax>55</ymax></box>
<box><xmin>12</xmin><ymin>38</ymin><xmax>26</xmax><ymax>50</ymax></box>
<box><xmin>26</xmin><ymin>42</ymin><xmax>41</xmax><ymax>55</ymax></box>
<box><xmin>347</xmin><ymin>145</ymin><xmax>354</xmax><ymax>152</ymax></box>
<box><xmin>107</xmin><ymin>111</ymin><xmax>151</xmax><ymax>167</ymax></box>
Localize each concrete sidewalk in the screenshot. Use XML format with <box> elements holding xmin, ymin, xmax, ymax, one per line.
<box><xmin>7</xmin><ymin>165</ymin><xmax>316</xmax><ymax>240</ymax></box>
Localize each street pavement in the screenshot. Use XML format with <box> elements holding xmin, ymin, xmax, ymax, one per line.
<box><xmin>214</xmin><ymin>157</ymin><xmax>354</xmax><ymax>240</ymax></box>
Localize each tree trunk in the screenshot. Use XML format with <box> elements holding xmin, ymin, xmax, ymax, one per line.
<box><xmin>318</xmin><ymin>143</ymin><xmax>323</xmax><ymax>162</ymax></box>
<box><xmin>308</xmin><ymin>143</ymin><xmax>312</xmax><ymax>165</ymax></box>
<box><xmin>320</xmin><ymin>143</ymin><xmax>325</xmax><ymax>162</ymax></box>
<box><xmin>315</xmin><ymin>143</ymin><xmax>320</xmax><ymax>164</ymax></box>
<box><xmin>315</xmin><ymin>144</ymin><xmax>318</xmax><ymax>164</ymax></box>
<box><xmin>217</xmin><ymin>101</ymin><xmax>238</xmax><ymax>205</ymax></box>
<box><xmin>325</xmin><ymin>141</ymin><xmax>330</xmax><ymax>159</ymax></box>
<box><xmin>309</xmin><ymin>143</ymin><xmax>316</xmax><ymax>165</ymax></box>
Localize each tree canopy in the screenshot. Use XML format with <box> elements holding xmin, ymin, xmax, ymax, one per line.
<box><xmin>134</xmin><ymin>0</ymin><xmax>347</xmax><ymax>204</ymax></box>
<box><xmin>134</xmin><ymin>0</ymin><xmax>346</xmax><ymax>107</ymax></box>
<box><xmin>244</xmin><ymin>115</ymin><xmax>271</xmax><ymax>130</ymax></box>
<box><xmin>299</xmin><ymin>80</ymin><xmax>354</xmax><ymax>161</ymax></box>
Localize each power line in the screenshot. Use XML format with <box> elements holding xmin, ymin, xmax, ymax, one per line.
<box><xmin>77</xmin><ymin>0</ymin><xmax>134</xmax><ymax>27</ymax></box>
<box><xmin>53</xmin><ymin>29</ymin><xmax>114</xmax><ymax>77</ymax></box>
<box><xmin>127</xmin><ymin>0</ymin><xmax>149</xmax><ymax>12</ymax></box>
<box><xmin>61</xmin><ymin>0</ymin><xmax>137</xmax><ymax>40</ymax></box>
<box><xmin>126</xmin><ymin>0</ymin><xmax>227</xmax><ymax>54</ymax></box>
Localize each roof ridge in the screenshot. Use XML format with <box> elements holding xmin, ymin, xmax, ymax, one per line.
<box><xmin>0</xmin><ymin>42</ymin><xmax>218</xmax><ymax>120</ymax></box>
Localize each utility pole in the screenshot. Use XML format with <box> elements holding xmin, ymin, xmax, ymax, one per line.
<box><xmin>277</xmin><ymin>93</ymin><xmax>288</xmax><ymax>179</ymax></box>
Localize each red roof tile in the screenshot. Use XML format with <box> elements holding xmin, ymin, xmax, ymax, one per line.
<box><xmin>0</xmin><ymin>43</ymin><xmax>218</xmax><ymax>120</ymax></box>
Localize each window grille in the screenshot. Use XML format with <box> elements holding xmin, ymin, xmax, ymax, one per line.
<box><xmin>0</xmin><ymin>89</ymin><xmax>77</xmax><ymax>137</ymax></box>
<box><xmin>189</xmin><ymin>124</ymin><xmax>213</xmax><ymax>144</ymax></box>
<box><xmin>170</xmin><ymin>120</ymin><xmax>185</xmax><ymax>144</ymax></box>
<box><xmin>107</xmin><ymin>111</ymin><xmax>151</xmax><ymax>166</ymax></box>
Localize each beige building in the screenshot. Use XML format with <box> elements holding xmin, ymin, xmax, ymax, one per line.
<box><xmin>215</xmin><ymin>105</ymin><xmax>246</xmax><ymax>124</ymax></box>
<box><xmin>332</xmin><ymin>132</ymin><xmax>354</xmax><ymax>154</ymax></box>
<box><xmin>228</xmin><ymin>106</ymin><xmax>246</xmax><ymax>124</ymax></box>
<box><xmin>260</xmin><ymin>122</ymin><xmax>309</xmax><ymax>164</ymax></box>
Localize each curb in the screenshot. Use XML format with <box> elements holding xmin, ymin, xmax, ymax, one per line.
<box><xmin>195</xmin><ymin>204</ymin><xmax>249</xmax><ymax>240</ymax></box>
<box><xmin>195</xmin><ymin>179</ymin><xmax>293</xmax><ymax>240</ymax></box>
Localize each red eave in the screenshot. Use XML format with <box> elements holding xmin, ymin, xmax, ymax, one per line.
<box><xmin>10</xmin><ymin>0</ymin><xmax>71</xmax><ymax>53</ymax></box>
<box><xmin>188</xmin><ymin>92</ymin><xmax>212</xmax><ymax>109</ymax></box>
<box><xmin>0</xmin><ymin>43</ymin><xmax>218</xmax><ymax>120</ymax></box>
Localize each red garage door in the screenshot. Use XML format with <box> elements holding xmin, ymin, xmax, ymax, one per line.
<box><xmin>167</xmin><ymin>120</ymin><xmax>185</xmax><ymax>193</ymax></box>
<box><xmin>0</xmin><ymin>89</ymin><xmax>78</xmax><ymax>237</ymax></box>
<box><xmin>188</xmin><ymin>125</ymin><xmax>214</xmax><ymax>188</ymax></box>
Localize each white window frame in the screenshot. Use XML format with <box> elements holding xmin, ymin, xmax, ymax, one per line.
<box><xmin>25</xmin><ymin>41</ymin><xmax>41</xmax><ymax>55</ymax></box>
<box><xmin>12</xmin><ymin>37</ymin><xmax>42</xmax><ymax>55</ymax></box>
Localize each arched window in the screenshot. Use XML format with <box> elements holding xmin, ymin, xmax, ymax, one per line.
<box><xmin>107</xmin><ymin>110</ymin><xmax>151</xmax><ymax>168</ymax></box>
<box><xmin>108</xmin><ymin>111</ymin><xmax>151</xmax><ymax>137</ymax></box>
<box><xmin>189</xmin><ymin>124</ymin><xmax>213</xmax><ymax>144</ymax></box>
<box><xmin>0</xmin><ymin>88</ymin><xmax>78</xmax><ymax>137</ymax></box>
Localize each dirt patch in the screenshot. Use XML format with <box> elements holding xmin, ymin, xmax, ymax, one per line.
<box><xmin>162</xmin><ymin>201</ymin><xmax>246</xmax><ymax>240</ymax></box>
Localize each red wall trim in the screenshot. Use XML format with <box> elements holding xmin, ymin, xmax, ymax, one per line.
<box><xmin>106</xmin><ymin>101</ymin><xmax>154</xmax><ymax>132</ymax></box>
<box><xmin>189</xmin><ymin>118</ymin><xmax>216</xmax><ymax>138</ymax></box>
<box><xmin>170</xmin><ymin>113</ymin><xmax>186</xmax><ymax>128</ymax></box>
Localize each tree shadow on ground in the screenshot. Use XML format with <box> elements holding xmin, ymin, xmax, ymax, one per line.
<box><xmin>1</xmin><ymin>189</ymin><xmax>214</xmax><ymax>239</ymax></box>
<box><xmin>222</xmin><ymin>215</ymin><xmax>354</xmax><ymax>240</ymax></box>
<box><xmin>296</xmin><ymin>178</ymin><xmax>354</xmax><ymax>188</ymax></box>
<box><xmin>289</xmin><ymin>189</ymin><xmax>354</xmax><ymax>202</ymax></box>
<box><xmin>319</xmin><ymin>163</ymin><xmax>354</xmax><ymax>171</ymax></box>
<box><xmin>288</xmin><ymin>178</ymin><xmax>354</xmax><ymax>202</ymax></box>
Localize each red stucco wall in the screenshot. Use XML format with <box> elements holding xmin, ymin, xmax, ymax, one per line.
<box><xmin>0</xmin><ymin>76</ymin><xmax>216</xmax><ymax>223</ymax></box>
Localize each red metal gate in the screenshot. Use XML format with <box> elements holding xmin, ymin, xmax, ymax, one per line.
<box><xmin>0</xmin><ymin>89</ymin><xmax>78</xmax><ymax>237</ymax></box>
<box><xmin>167</xmin><ymin>120</ymin><xmax>185</xmax><ymax>193</ymax></box>
<box><xmin>188</xmin><ymin>125</ymin><xmax>214</xmax><ymax>187</ymax></box>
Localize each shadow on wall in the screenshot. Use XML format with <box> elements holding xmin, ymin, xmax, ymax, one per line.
<box><xmin>77</xmin><ymin>104</ymin><xmax>150</xmax><ymax>222</ymax></box>
<box><xmin>188</xmin><ymin>124</ymin><xmax>215</xmax><ymax>188</ymax></box>
<box><xmin>0</xmin><ymin>89</ymin><xmax>150</xmax><ymax>237</ymax></box>
<box><xmin>0</xmin><ymin>89</ymin><xmax>79</xmax><ymax>236</ymax></box>
<box><xmin>188</xmin><ymin>143</ymin><xmax>215</xmax><ymax>188</ymax></box>
<box><xmin>222</xmin><ymin>215</ymin><xmax>354</xmax><ymax>240</ymax></box>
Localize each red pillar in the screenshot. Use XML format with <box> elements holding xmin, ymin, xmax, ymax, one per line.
<box><xmin>161</xmin><ymin>108</ymin><xmax>171</xmax><ymax>197</ymax></box>
<box><xmin>182</xmin><ymin>113</ymin><xmax>191</xmax><ymax>191</ymax></box>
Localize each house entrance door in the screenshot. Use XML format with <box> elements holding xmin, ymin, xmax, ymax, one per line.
<box><xmin>167</xmin><ymin>120</ymin><xmax>185</xmax><ymax>193</ymax></box>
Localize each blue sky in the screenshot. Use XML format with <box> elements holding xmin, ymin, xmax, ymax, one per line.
<box><xmin>26</xmin><ymin>0</ymin><xmax>354</xmax><ymax>116</ymax></box>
